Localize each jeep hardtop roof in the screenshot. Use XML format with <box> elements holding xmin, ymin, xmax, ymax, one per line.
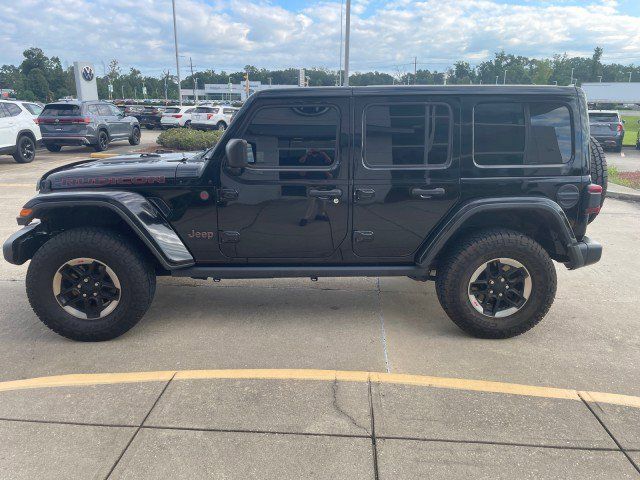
<box><xmin>248</xmin><ymin>85</ymin><xmax>580</xmax><ymax>99</ymax></box>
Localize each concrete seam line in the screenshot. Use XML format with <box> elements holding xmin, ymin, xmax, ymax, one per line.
<box><xmin>1</xmin><ymin>369</ymin><xmax>639</xmax><ymax>410</ymax></box>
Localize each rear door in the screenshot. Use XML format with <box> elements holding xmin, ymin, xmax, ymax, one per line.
<box><xmin>0</xmin><ymin>104</ymin><xmax>11</xmax><ymax>148</ymax></box>
<box><xmin>352</xmin><ymin>95</ymin><xmax>460</xmax><ymax>258</ymax></box>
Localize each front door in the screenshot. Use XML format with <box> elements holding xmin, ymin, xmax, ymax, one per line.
<box><xmin>352</xmin><ymin>96</ymin><xmax>460</xmax><ymax>258</ymax></box>
<box><xmin>217</xmin><ymin>99</ymin><xmax>350</xmax><ymax>259</ymax></box>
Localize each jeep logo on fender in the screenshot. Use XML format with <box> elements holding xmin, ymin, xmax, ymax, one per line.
<box><xmin>188</xmin><ymin>230</ymin><xmax>215</xmax><ymax>240</ymax></box>
<box><xmin>52</xmin><ymin>175</ymin><xmax>166</xmax><ymax>188</ymax></box>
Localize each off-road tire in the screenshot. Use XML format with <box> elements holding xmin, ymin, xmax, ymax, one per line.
<box><xmin>93</xmin><ymin>130</ymin><xmax>110</xmax><ymax>152</ymax></box>
<box><xmin>129</xmin><ymin>126</ymin><xmax>141</xmax><ymax>145</ymax></box>
<box><xmin>13</xmin><ymin>135</ymin><xmax>36</xmax><ymax>163</ymax></box>
<box><xmin>26</xmin><ymin>227</ymin><xmax>156</xmax><ymax>341</ymax></box>
<box><xmin>45</xmin><ymin>144</ymin><xmax>62</xmax><ymax>152</ymax></box>
<box><xmin>436</xmin><ymin>229</ymin><xmax>557</xmax><ymax>339</ymax></box>
<box><xmin>589</xmin><ymin>136</ymin><xmax>607</xmax><ymax>223</ymax></box>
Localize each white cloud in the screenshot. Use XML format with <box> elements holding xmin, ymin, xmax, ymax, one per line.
<box><xmin>1</xmin><ymin>0</ymin><xmax>639</xmax><ymax>75</ymax></box>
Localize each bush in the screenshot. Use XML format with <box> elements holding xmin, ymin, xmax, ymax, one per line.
<box><xmin>156</xmin><ymin>128</ymin><xmax>223</xmax><ymax>151</ymax></box>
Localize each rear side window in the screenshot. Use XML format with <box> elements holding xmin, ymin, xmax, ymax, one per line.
<box><xmin>42</xmin><ymin>104</ymin><xmax>81</xmax><ymax>117</ymax></box>
<box><xmin>242</xmin><ymin>105</ymin><xmax>339</xmax><ymax>170</ymax></box>
<box><xmin>5</xmin><ymin>103</ymin><xmax>22</xmax><ymax>117</ymax></box>
<box><xmin>22</xmin><ymin>103</ymin><xmax>43</xmax><ymax>115</ymax></box>
<box><xmin>473</xmin><ymin>102</ymin><xmax>573</xmax><ymax>166</ymax></box>
<box><xmin>98</xmin><ymin>104</ymin><xmax>113</xmax><ymax>116</ymax></box>
<box><xmin>363</xmin><ymin>103</ymin><xmax>451</xmax><ymax>169</ymax></box>
<box><xmin>223</xmin><ymin>108</ymin><xmax>235</xmax><ymax>114</ymax></box>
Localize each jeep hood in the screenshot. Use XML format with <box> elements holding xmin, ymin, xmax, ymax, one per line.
<box><xmin>40</xmin><ymin>152</ymin><xmax>206</xmax><ymax>190</ymax></box>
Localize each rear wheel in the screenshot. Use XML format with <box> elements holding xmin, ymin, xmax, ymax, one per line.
<box><xmin>93</xmin><ymin>130</ymin><xmax>110</xmax><ymax>152</ymax></box>
<box><xmin>589</xmin><ymin>136</ymin><xmax>607</xmax><ymax>223</ymax></box>
<box><xmin>26</xmin><ymin>228</ymin><xmax>156</xmax><ymax>341</ymax></box>
<box><xmin>13</xmin><ymin>135</ymin><xmax>36</xmax><ymax>163</ymax></box>
<box><xmin>184</xmin><ymin>120</ymin><xmax>191</xmax><ymax>129</ymax></box>
<box><xmin>128</xmin><ymin>126</ymin><xmax>141</xmax><ymax>145</ymax></box>
<box><xmin>216</xmin><ymin>121</ymin><xmax>227</xmax><ymax>131</ymax></box>
<box><xmin>45</xmin><ymin>144</ymin><xmax>62</xmax><ymax>152</ymax></box>
<box><xmin>436</xmin><ymin>229</ymin><xmax>557</xmax><ymax>339</ymax></box>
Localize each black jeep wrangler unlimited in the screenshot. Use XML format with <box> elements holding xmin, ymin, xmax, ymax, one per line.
<box><xmin>3</xmin><ymin>86</ymin><xmax>604</xmax><ymax>341</ymax></box>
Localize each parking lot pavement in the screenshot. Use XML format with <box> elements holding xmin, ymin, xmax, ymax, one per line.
<box><xmin>0</xmin><ymin>152</ymin><xmax>639</xmax><ymax>477</ymax></box>
<box><xmin>607</xmin><ymin>146</ymin><xmax>640</xmax><ymax>172</ymax></box>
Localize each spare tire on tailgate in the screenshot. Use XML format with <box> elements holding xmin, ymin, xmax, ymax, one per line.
<box><xmin>589</xmin><ymin>136</ymin><xmax>607</xmax><ymax>223</ymax></box>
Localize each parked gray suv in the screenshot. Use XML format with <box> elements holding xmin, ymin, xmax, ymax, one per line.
<box><xmin>37</xmin><ymin>101</ymin><xmax>141</xmax><ymax>152</ymax></box>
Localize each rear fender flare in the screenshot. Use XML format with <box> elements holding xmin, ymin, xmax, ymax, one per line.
<box><xmin>416</xmin><ymin>197</ymin><xmax>576</xmax><ymax>268</ymax></box>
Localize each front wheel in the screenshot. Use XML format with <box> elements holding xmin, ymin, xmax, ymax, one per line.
<box><xmin>436</xmin><ymin>229</ymin><xmax>557</xmax><ymax>339</ymax></box>
<box><xmin>13</xmin><ymin>135</ymin><xmax>36</xmax><ymax>163</ymax></box>
<box><xmin>26</xmin><ymin>227</ymin><xmax>156</xmax><ymax>341</ymax></box>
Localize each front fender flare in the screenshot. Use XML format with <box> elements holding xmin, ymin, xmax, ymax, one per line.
<box><xmin>17</xmin><ymin>190</ymin><xmax>194</xmax><ymax>270</ymax></box>
<box><xmin>416</xmin><ymin>197</ymin><xmax>577</xmax><ymax>268</ymax></box>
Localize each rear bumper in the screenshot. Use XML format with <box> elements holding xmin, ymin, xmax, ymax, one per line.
<box><xmin>42</xmin><ymin>136</ymin><xmax>94</xmax><ymax>146</ymax></box>
<box><xmin>592</xmin><ymin>135</ymin><xmax>622</xmax><ymax>147</ymax></box>
<box><xmin>565</xmin><ymin>236</ymin><xmax>602</xmax><ymax>270</ymax></box>
<box><xmin>191</xmin><ymin>123</ymin><xmax>218</xmax><ymax>131</ymax></box>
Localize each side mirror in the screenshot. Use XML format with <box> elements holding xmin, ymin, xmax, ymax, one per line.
<box><xmin>225</xmin><ymin>139</ymin><xmax>249</xmax><ymax>168</ymax></box>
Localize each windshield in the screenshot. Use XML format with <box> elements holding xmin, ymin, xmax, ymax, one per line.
<box><xmin>164</xmin><ymin>107</ymin><xmax>180</xmax><ymax>113</ymax></box>
<box><xmin>589</xmin><ymin>113</ymin><xmax>618</xmax><ymax>123</ymax></box>
<box><xmin>41</xmin><ymin>104</ymin><xmax>81</xmax><ymax>117</ymax></box>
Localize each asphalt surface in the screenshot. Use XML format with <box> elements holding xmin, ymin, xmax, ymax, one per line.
<box><xmin>606</xmin><ymin>145</ymin><xmax>640</xmax><ymax>172</ymax></box>
<box><xmin>0</xmin><ymin>134</ymin><xmax>638</xmax><ymax>479</ymax></box>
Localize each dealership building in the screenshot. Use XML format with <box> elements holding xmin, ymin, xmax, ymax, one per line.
<box><xmin>180</xmin><ymin>80</ymin><xmax>298</xmax><ymax>102</ymax></box>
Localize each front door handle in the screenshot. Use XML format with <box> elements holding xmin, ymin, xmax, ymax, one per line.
<box><xmin>218</xmin><ymin>188</ymin><xmax>239</xmax><ymax>201</ymax></box>
<box><xmin>411</xmin><ymin>187</ymin><xmax>445</xmax><ymax>199</ymax></box>
<box><xmin>308</xmin><ymin>188</ymin><xmax>342</xmax><ymax>199</ymax></box>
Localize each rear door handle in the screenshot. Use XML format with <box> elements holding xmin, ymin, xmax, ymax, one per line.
<box><xmin>308</xmin><ymin>188</ymin><xmax>342</xmax><ymax>199</ymax></box>
<box><xmin>411</xmin><ymin>187</ymin><xmax>445</xmax><ymax>199</ymax></box>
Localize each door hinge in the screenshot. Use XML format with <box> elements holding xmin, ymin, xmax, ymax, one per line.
<box><xmin>354</xmin><ymin>231</ymin><xmax>374</xmax><ymax>243</ymax></box>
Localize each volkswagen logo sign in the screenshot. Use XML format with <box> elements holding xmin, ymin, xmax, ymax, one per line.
<box><xmin>81</xmin><ymin>65</ymin><xmax>94</xmax><ymax>82</ymax></box>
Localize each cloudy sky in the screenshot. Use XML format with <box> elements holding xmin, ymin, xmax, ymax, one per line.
<box><xmin>1</xmin><ymin>0</ymin><xmax>639</xmax><ymax>75</ymax></box>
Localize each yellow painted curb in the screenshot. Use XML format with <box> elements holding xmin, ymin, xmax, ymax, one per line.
<box><xmin>0</xmin><ymin>368</ymin><xmax>639</xmax><ymax>410</ymax></box>
<box><xmin>89</xmin><ymin>153</ymin><xmax>118</xmax><ymax>159</ymax></box>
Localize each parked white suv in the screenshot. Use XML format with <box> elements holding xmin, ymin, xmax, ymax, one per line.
<box><xmin>191</xmin><ymin>105</ymin><xmax>238</xmax><ymax>131</ymax></box>
<box><xmin>160</xmin><ymin>106</ymin><xmax>195</xmax><ymax>129</ymax></box>
<box><xmin>0</xmin><ymin>100</ymin><xmax>42</xmax><ymax>163</ymax></box>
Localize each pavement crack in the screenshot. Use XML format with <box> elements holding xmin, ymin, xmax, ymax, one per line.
<box><xmin>331</xmin><ymin>377</ymin><xmax>369</xmax><ymax>434</ymax></box>
<box><xmin>578</xmin><ymin>392</ymin><xmax>640</xmax><ymax>475</ymax></box>
<box><xmin>104</xmin><ymin>372</ymin><xmax>176</xmax><ymax>479</ymax></box>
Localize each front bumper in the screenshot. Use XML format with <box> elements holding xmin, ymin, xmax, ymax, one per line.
<box><xmin>565</xmin><ymin>236</ymin><xmax>602</xmax><ymax>270</ymax></box>
<box><xmin>3</xmin><ymin>222</ymin><xmax>48</xmax><ymax>265</ymax></box>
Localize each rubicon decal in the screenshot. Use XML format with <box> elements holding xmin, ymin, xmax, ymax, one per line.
<box><xmin>52</xmin><ymin>176</ymin><xmax>166</xmax><ymax>188</ymax></box>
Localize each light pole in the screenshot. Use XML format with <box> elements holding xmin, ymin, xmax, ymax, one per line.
<box><xmin>503</xmin><ymin>70</ymin><xmax>507</xmax><ymax>85</ymax></box>
<box><xmin>629</xmin><ymin>72</ymin><xmax>633</xmax><ymax>83</ymax></box>
<box><xmin>172</xmin><ymin>0</ymin><xmax>182</xmax><ymax>105</ymax></box>
<box><xmin>338</xmin><ymin>0</ymin><xmax>344</xmax><ymax>86</ymax></box>
<box><xmin>570</xmin><ymin>67</ymin><xmax>574</xmax><ymax>85</ymax></box>
<box><xmin>343</xmin><ymin>0</ymin><xmax>351</xmax><ymax>86</ymax></box>
<box><xmin>598</xmin><ymin>76</ymin><xmax>603</xmax><ymax>83</ymax></box>
<box><xmin>495</xmin><ymin>75</ymin><xmax>499</xmax><ymax>85</ymax></box>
